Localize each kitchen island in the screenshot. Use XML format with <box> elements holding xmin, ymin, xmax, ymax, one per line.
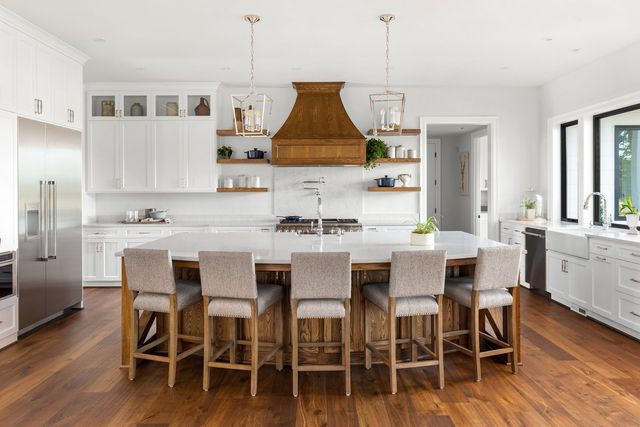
<box><xmin>119</xmin><ymin>231</ymin><xmax>520</xmax><ymax>367</ymax></box>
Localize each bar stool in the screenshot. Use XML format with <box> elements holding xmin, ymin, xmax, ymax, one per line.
<box><xmin>199</xmin><ymin>251</ymin><xmax>284</xmax><ymax>397</ymax></box>
<box><xmin>363</xmin><ymin>250</ymin><xmax>447</xmax><ymax>394</ymax></box>
<box><xmin>124</xmin><ymin>248</ymin><xmax>203</xmax><ymax>387</ymax></box>
<box><xmin>443</xmin><ymin>246</ymin><xmax>521</xmax><ymax>381</ymax></box>
<box><xmin>290</xmin><ymin>252</ymin><xmax>352</xmax><ymax>397</ymax></box>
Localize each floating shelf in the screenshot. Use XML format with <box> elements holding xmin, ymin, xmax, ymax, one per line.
<box><xmin>217</xmin><ymin>187</ymin><xmax>269</xmax><ymax>193</ymax></box>
<box><xmin>376</xmin><ymin>158</ymin><xmax>420</xmax><ymax>164</ymax></box>
<box><xmin>216</xmin><ymin>129</ymin><xmax>270</xmax><ymax>137</ymax></box>
<box><xmin>368</xmin><ymin>186</ymin><xmax>421</xmax><ymax>192</ymax></box>
<box><xmin>216</xmin><ymin>158</ymin><xmax>270</xmax><ymax>164</ymax></box>
<box><xmin>366</xmin><ymin>129</ymin><xmax>421</xmax><ymax>136</ymax></box>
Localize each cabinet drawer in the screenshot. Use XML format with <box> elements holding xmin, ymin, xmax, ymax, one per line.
<box><xmin>617</xmin><ymin>261</ymin><xmax>640</xmax><ymax>298</ymax></box>
<box><xmin>84</xmin><ymin>228</ymin><xmax>122</xmax><ymax>239</ymax></box>
<box><xmin>124</xmin><ymin>229</ymin><xmax>166</xmax><ymax>238</ymax></box>
<box><xmin>590</xmin><ymin>240</ymin><xmax>614</xmax><ymax>257</ymax></box>
<box><xmin>0</xmin><ymin>299</ymin><xmax>17</xmax><ymax>338</ymax></box>
<box><xmin>617</xmin><ymin>246</ymin><xmax>640</xmax><ymax>264</ymax></box>
<box><xmin>616</xmin><ymin>293</ymin><xmax>640</xmax><ymax>332</ymax></box>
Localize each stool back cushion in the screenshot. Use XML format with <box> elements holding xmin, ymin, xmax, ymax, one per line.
<box><xmin>474</xmin><ymin>246</ymin><xmax>521</xmax><ymax>290</ymax></box>
<box><xmin>199</xmin><ymin>251</ymin><xmax>257</xmax><ymax>299</ymax></box>
<box><xmin>291</xmin><ymin>252</ymin><xmax>351</xmax><ymax>300</ymax></box>
<box><xmin>389</xmin><ymin>250</ymin><xmax>447</xmax><ymax>298</ymax></box>
<box><xmin>123</xmin><ymin>248</ymin><xmax>176</xmax><ymax>294</ymax></box>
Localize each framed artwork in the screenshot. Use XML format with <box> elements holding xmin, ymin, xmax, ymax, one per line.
<box><xmin>458</xmin><ymin>151</ymin><xmax>469</xmax><ymax>194</ymax></box>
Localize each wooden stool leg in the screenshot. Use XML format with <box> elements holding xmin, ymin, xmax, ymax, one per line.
<box><xmin>291</xmin><ymin>299</ymin><xmax>299</xmax><ymax>397</ymax></box>
<box><xmin>436</xmin><ymin>295</ymin><xmax>445</xmax><ymax>389</ymax></box>
<box><xmin>411</xmin><ymin>315</ymin><xmax>418</xmax><ymax>362</ymax></box>
<box><xmin>202</xmin><ymin>296</ymin><xmax>211</xmax><ymax>391</ymax></box>
<box><xmin>275</xmin><ymin>300</ymin><xmax>284</xmax><ymax>371</ymax></box>
<box><xmin>344</xmin><ymin>299</ymin><xmax>351</xmax><ymax>396</ymax></box>
<box><xmin>364</xmin><ymin>298</ymin><xmax>372</xmax><ymax>370</ymax></box>
<box><xmin>250</xmin><ymin>300</ymin><xmax>259</xmax><ymax>397</ymax></box>
<box><xmin>129</xmin><ymin>302</ymin><xmax>138</xmax><ymax>381</ymax></box>
<box><xmin>471</xmin><ymin>292</ymin><xmax>481</xmax><ymax>382</ymax></box>
<box><xmin>509</xmin><ymin>301</ymin><xmax>518</xmax><ymax>374</ymax></box>
<box><xmin>168</xmin><ymin>295</ymin><xmax>178</xmax><ymax>387</ymax></box>
<box><xmin>388</xmin><ymin>297</ymin><xmax>397</xmax><ymax>394</ymax></box>
<box><xmin>230</xmin><ymin>317</ymin><xmax>237</xmax><ymax>364</ymax></box>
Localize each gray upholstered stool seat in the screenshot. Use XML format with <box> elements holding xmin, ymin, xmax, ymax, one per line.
<box><xmin>364</xmin><ymin>283</ymin><xmax>439</xmax><ymax>317</ymax></box>
<box><xmin>133</xmin><ymin>280</ymin><xmax>202</xmax><ymax>313</ymax></box>
<box><xmin>444</xmin><ymin>278</ymin><xmax>513</xmax><ymax>309</ymax></box>
<box><xmin>297</xmin><ymin>299</ymin><xmax>345</xmax><ymax>319</ymax></box>
<box><xmin>208</xmin><ymin>284</ymin><xmax>283</xmax><ymax>318</ymax></box>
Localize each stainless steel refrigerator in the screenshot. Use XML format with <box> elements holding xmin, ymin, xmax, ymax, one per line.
<box><xmin>17</xmin><ymin>118</ymin><xmax>82</xmax><ymax>334</ymax></box>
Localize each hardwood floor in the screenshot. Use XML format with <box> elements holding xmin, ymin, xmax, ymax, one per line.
<box><xmin>0</xmin><ymin>288</ymin><xmax>639</xmax><ymax>426</ymax></box>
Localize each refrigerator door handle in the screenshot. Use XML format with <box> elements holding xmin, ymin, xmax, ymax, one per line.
<box><xmin>39</xmin><ymin>180</ymin><xmax>49</xmax><ymax>261</ymax></box>
<box><xmin>48</xmin><ymin>181</ymin><xmax>57</xmax><ymax>259</ymax></box>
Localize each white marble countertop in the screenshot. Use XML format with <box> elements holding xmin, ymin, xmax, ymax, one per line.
<box><xmin>116</xmin><ymin>230</ymin><xmax>503</xmax><ymax>263</ymax></box>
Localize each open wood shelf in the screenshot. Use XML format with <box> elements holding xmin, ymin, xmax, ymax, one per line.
<box><xmin>376</xmin><ymin>158</ymin><xmax>420</xmax><ymax>163</ymax></box>
<box><xmin>216</xmin><ymin>158</ymin><xmax>270</xmax><ymax>164</ymax></box>
<box><xmin>216</xmin><ymin>129</ymin><xmax>270</xmax><ymax>137</ymax></box>
<box><xmin>368</xmin><ymin>186</ymin><xmax>421</xmax><ymax>192</ymax></box>
<box><xmin>366</xmin><ymin>128</ymin><xmax>421</xmax><ymax>136</ymax></box>
<box><xmin>216</xmin><ymin>187</ymin><xmax>269</xmax><ymax>193</ymax></box>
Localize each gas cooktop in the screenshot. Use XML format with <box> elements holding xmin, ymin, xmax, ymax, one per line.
<box><xmin>278</xmin><ymin>218</ymin><xmax>359</xmax><ymax>224</ymax></box>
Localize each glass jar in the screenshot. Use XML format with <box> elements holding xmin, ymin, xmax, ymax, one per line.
<box><xmin>522</xmin><ymin>188</ymin><xmax>544</xmax><ymax>218</ymax></box>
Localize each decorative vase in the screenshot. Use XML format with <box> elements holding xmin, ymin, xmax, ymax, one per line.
<box><xmin>166</xmin><ymin>102</ymin><xmax>179</xmax><ymax>116</ymax></box>
<box><xmin>627</xmin><ymin>214</ymin><xmax>639</xmax><ymax>235</ymax></box>
<box><xmin>410</xmin><ymin>232</ymin><xmax>434</xmax><ymax>246</ymax></box>
<box><xmin>194</xmin><ymin>97</ymin><xmax>210</xmax><ymax>116</ymax></box>
<box><xmin>101</xmin><ymin>100</ymin><xmax>114</xmax><ymax>117</ymax></box>
<box><xmin>398</xmin><ymin>174</ymin><xmax>411</xmax><ymax>187</ymax></box>
<box><xmin>526</xmin><ymin>209</ymin><xmax>536</xmax><ymax>220</ymax></box>
<box><xmin>130</xmin><ymin>102</ymin><xmax>143</xmax><ymax>116</ymax></box>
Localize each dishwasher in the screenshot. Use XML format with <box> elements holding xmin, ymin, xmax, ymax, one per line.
<box><xmin>523</xmin><ymin>227</ymin><xmax>547</xmax><ymax>297</ymax></box>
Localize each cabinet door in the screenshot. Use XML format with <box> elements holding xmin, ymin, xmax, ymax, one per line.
<box><xmin>35</xmin><ymin>45</ymin><xmax>52</xmax><ymax>121</ymax></box>
<box><xmin>66</xmin><ymin>61</ymin><xmax>83</xmax><ymax>129</ymax></box>
<box><xmin>0</xmin><ymin>24</ymin><xmax>15</xmax><ymax>112</ymax></box>
<box><xmin>0</xmin><ymin>111</ymin><xmax>16</xmax><ymax>252</ymax></box>
<box><xmin>547</xmin><ymin>251</ymin><xmax>568</xmax><ymax>299</ymax></box>
<box><xmin>153</xmin><ymin>121</ymin><xmax>183</xmax><ymax>190</ymax></box>
<box><xmin>82</xmin><ymin>240</ymin><xmax>100</xmax><ymax>281</ymax></box>
<box><xmin>87</xmin><ymin>121</ymin><xmax>120</xmax><ymax>191</ymax></box>
<box><xmin>102</xmin><ymin>240</ymin><xmax>122</xmax><ymax>280</ymax></box>
<box><xmin>184</xmin><ymin>121</ymin><xmax>215</xmax><ymax>190</ymax></box>
<box><xmin>121</xmin><ymin>121</ymin><xmax>152</xmax><ymax>191</ymax></box>
<box><xmin>567</xmin><ymin>257</ymin><xmax>590</xmax><ymax>308</ymax></box>
<box><xmin>591</xmin><ymin>255</ymin><xmax>616</xmax><ymax>319</ymax></box>
<box><xmin>14</xmin><ymin>36</ymin><xmax>36</xmax><ymax>117</ymax></box>
<box><xmin>50</xmin><ymin>54</ymin><xmax>68</xmax><ymax>126</ymax></box>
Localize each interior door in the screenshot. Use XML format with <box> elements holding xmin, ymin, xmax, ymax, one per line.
<box><xmin>44</xmin><ymin>124</ymin><xmax>82</xmax><ymax>315</ymax></box>
<box><xmin>17</xmin><ymin>118</ymin><xmax>47</xmax><ymax>329</ymax></box>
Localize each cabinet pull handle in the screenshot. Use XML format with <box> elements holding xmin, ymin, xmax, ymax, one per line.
<box><xmin>595</xmin><ymin>256</ymin><xmax>607</xmax><ymax>262</ymax></box>
<box><xmin>631</xmin><ymin>311</ymin><xmax>640</xmax><ymax>318</ymax></box>
<box><xmin>630</xmin><ymin>253</ymin><xmax>640</xmax><ymax>257</ymax></box>
<box><xmin>630</xmin><ymin>278</ymin><xmax>640</xmax><ymax>283</ymax></box>
<box><xmin>596</xmin><ymin>246</ymin><xmax>608</xmax><ymax>250</ymax></box>
<box><xmin>72</xmin><ymin>110</ymin><xmax>75</xmax><ymax>122</ymax></box>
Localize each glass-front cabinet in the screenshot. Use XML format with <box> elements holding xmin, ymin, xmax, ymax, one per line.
<box><xmin>152</xmin><ymin>92</ymin><xmax>214</xmax><ymax>119</ymax></box>
<box><xmin>89</xmin><ymin>90</ymin><xmax>214</xmax><ymax>120</ymax></box>
<box><xmin>88</xmin><ymin>92</ymin><xmax>149</xmax><ymax>119</ymax></box>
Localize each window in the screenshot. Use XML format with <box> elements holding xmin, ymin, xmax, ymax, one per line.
<box><xmin>594</xmin><ymin>103</ymin><xmax>640</xmax><ymax>226</ymax></box>
<box><xmin>561</xmin><ymin>120</ymin><xmax>579</xmax><ymax>222</ymax></box>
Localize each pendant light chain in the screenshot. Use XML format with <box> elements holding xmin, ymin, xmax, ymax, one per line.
<box><xmin>385</xmin><ymin>17</ymin><xmax>390</xmax><ymax>93</ymax></box>
<box><xmin>249</xmin><ymin>18</ymin><xmax>256</xmax><ymax>94</ymax></box>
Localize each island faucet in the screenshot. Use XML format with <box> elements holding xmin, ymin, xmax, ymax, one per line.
<box><xmin>583</xmin><ymin>192</ymin><xmax>611</xmax><ymax>229</ymax></box>
<box><xmin>303</xmin><ymin>177</ymin><xmax>326</xmax><ymax>237</ymax></box>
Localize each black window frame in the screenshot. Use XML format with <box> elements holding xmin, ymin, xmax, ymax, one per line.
<box><xmin>560</xmin><ymin>120</ymin><xmax>579</xmax><ymax>222</ymax></box>
<box><xmin>593</xmin><ymin>102</ymin><xmax>640</xmax><ymax>227</ymax></box>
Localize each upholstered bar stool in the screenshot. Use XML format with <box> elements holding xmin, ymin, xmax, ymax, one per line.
<box><xmin>199</xmin><ymin>251</ymin><xmax>284</xmax><ymax>397</ymax></box>
<box><xmin>124</xmin><ymin>248</ymin><xmax>203</xmax><ymax>387</ymax></box>
<box><xmin>290</xmin><ymin>252</ymin><xmax>352</xmax><ymax>397</ymax></box>
<box><xmin>443</xmin><ymin>246</ymin><xmax>521</xmax><ymax>381</ymax></box>
<box><xmin>363</xmin><ymin>250</ymin><xmax>447</xmax><ymax>394</ymax></box>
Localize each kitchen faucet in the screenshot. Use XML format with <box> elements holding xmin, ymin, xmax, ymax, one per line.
<box><xmin>583</xmin><ymin>192</ymin><xmax>611</xmax><ymax>229</ymax></box>
<box><xmin>303</xmin><ymin>177</ymin><xmax>326</xmax><ymax>237</ymax></box>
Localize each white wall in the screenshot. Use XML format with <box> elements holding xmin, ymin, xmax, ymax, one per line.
<box><xmin>92</xmin><ymin>85</ymin><xmax>539</xmax><ymax>226</ymax></box>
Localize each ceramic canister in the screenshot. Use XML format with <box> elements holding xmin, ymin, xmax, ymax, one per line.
<box><xmin>223</xmin><ymin>177</ymin><xmax>234</xmax><ymax>188</ymax></box>
<box><xmin>387</xmin><ymin>146</ymin><xmax>396</xmax><ymax>158</ymax></box>
<box><xmin>249</xmin><ymin>176</ymin><xmax>261</xmax><ymax>188</ymax></box>
<box><xmin>407</xmin><ymin>149</ymin><xmax>417</xmax><ymax>158</ymax></box>
<box><xmin>395</xmin><ymin>145</ymin><xmax>406</xmax><ymax>158</ymax></box>
<box><xmin>238</xmin><ymin>175</ymin><xmax>248</xmax><ymax>188</ymax></box>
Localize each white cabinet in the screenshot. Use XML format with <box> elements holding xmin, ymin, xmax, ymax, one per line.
<box><xmin>0</xmin><ymin>296</ymin><xmax>18</xmax><ymax>349</ymax></box>
<box><xmin>567</xmin><ymin>256</ymin><xmax>590</xmax><ymax>307</ymax></box>
<box><xmin>0</xmin><ymin>24</ymin><xmax>15</xmax><ymax>112</ymax></box>
<box><xmin>591</xmin><ymin>254</ymin><xmax>616</xmax><ymax>318</ymax></box>
<box><xmin>51</xmin><ymin>55</ymin><xmax>82</xmax><ymax>129</ymax></box>
<box><xmin>547</xmin><ymin>250</ymin><xmax>590</xmax><ymax>308</ymax></box>
<box><xmin>184</xmin><ymin>121</ymin><xmax>215</xmax><ymax>190</ymax></box>
<box><xmin>500</xmin><ymin>222</ymin><xmax>527</xmax><ymax>286</ymax></box>
<box><xmin>121</xmin><ymin>121</ymin><xmax>152</xmax><ymax>191</ymax></box>
<box><xmin>14</xmin><ymin>35</ymin><xmax>37</xmax><ymax>117</ymax></box>
<box><xmin>83</xmin><ymin>239</ymin><xmax>123</xmax><ymax>282</ymax></box>
<box><xmin>0</xmin><ymin>110</ymin><xmax>16</xmax><ymax>252</ymax></box>
<box><xmin>87</xmin><ymin>121</ymin><xmax>120</xmax><ymax>191</ymax></box>
<box><xmin>153</xmin><ymin>121</ymin><xmax>183</xmax><ymax>190</ymax></box>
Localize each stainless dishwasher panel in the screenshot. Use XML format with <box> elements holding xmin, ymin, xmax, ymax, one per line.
<box><xmin>524</xmin><ymin>228</ymin><xmax>547</xmax><ymax>297</ymax></box>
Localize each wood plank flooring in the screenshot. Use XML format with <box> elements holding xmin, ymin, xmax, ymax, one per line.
<box><xmin>0</xmin><ymin>288</ymin><xmax>639</xmax><ymax>426</ymax></box>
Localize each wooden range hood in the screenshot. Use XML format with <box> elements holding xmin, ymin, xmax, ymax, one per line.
<box><xmin>271</xmin><ymin>82</ymin><xmax>365</xmax><ymax>166</ymax></box>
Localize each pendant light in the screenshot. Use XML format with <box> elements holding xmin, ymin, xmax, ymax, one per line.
<box><xmin>369</xmin><ymin>14</ymin><xmax>405</xmax><ymax>136</ymax></box>
<box><xmin>231</xmin><ymin>15</ymin><xmax>273</xmax><ymax>137</ymax></box>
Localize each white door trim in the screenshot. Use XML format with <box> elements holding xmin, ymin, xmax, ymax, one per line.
<box><xmin>426</xmin><ymin>138</ymin><xmax>441</xmax><ymax>223</ymax></box>
<box><xmin>420</xmin><ymin>116</ymin><xmax>499</xmax><ymax>240</ymax></box>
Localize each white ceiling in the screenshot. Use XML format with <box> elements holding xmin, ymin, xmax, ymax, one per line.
<box><xmin>3</xmin><ymin>0</ymin><xmax>640</xmax><ymax>87</ymax></box>
<box><xmin>427</xmin><ymin>124</ymin><xmax>486</xmax><ymax>138</ymax></box>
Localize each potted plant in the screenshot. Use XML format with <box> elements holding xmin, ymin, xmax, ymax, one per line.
<box><xmin>364</xmin><ymin>138</ymin><xmax>388</xmax><ymax>170</ymax></box>
<box><xmin>410</xmin><ymin>216</ymin><xmax>439</xmax><ymax>246</ymax></box>
<box><xmin>619</xmin><ymin>195</ymin><xmax>639</xmax><ymax>235</ymax></box>
<box><xmin>521</xmin><ymin>198</ymin><xmax>536</xmax><ymax>220</ymax></box>
<box><xmin>217</xmin><ymin>145</ymin><xmax>233</xmax><ymax>160</ymax></box>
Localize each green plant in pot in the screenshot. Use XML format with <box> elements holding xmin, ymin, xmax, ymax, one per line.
<box><xmin>521</xmin><ymin>198</ymin><xmax>536</xmax><ymax>220</ymax></box>
<box><xmin>411</xmin><ymin>216</ymin><xmax>439</xmax><ymax>246</ymax></box>
<box><xmin>217</xmin><ymin>145</ymin><xmax>233</xmax><ymax>160</ymax></box>
<box><xmin>364</xmin><ymin>138</ymin><xmax>388</xmax><ymax>170</ymax></box>
<box><xmin>619</xmin><ymin>195</ymin><xmax>639</xmax><ymax>235</ymax></box>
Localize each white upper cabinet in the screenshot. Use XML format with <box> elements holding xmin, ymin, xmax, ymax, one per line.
<box><xmin>153</xmin><ymin>120</ymin><xmax>183</xmax><ymax>190</ymax></box>
<box><xmin>87</xmin><ymin>121</ymin><xmax>120</xmax><ymax>192</ymax></box>
<box><xmin>0</xmin><ymin>25</ymin><xmax>15</xmax><ymax>112</ymax></box>
<box><xmin>14</xmin><ymin>35</ymin><xmax>36</xmax><ymax>117</ymax></box>
<box><xmin>0</xmin><ymin>110</ymin><xmax>16</xmax><ymax>252</ymax></box>
<box><xmin>121</xmin><ymin>121</ymin><xmax>152</xmax><ymax>191</ymax></box>
<box><xmin>184</xmin><ymin>121</ymin><xmax>215</xmax><ymax>190</ymax></box>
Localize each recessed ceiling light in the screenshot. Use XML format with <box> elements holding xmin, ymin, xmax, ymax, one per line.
<box><xmin>544</xmin><ymin>37</ymin><xmax>553</xmax><ymax>42</ymax></box>
<box><xmin>93</xmin><ymin>37</ymin><xmax>106</xmax><ymax>43</ymax></box>
<box><xmin>291</xmin><ymin>67</ymin><xmax>302</xmax><ymax>71</ymax></box>
<box><xmin>135</xmin><ymin>67</ymin><xmax>145</xmax><ymax>71</ymax></box>
<box><xmin>500</xmin><ymin>66</ymin><xmax>510</xmax><ymax>70</ymax></box>
<box><xmin>572</xmin><ymin>48</ymin><xmax>581</xmax><ymax>52</ymax></box>
<box><xmin>220</xmin><ymin>66</ymin><xmax>231</xmax><ymax>71</ymax></box>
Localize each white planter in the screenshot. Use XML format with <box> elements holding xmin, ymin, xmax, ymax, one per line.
<box><xmin>526</xmin><ymin>209</ymin><xmax>536</xmax><ymax>220</ymax></box>
<box><xmin>627</xmin><ymin>214</ymin><xmax>639</xmax><ymax>235</ymax></box>
<box><xmin>410</xmin><ymin>232</ymin><xmax>435</xmax><ymax>246</ymax></box>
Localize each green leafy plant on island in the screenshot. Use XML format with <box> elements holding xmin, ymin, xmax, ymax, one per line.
<box><xmin>413</xmin><ymin>216</ymin><xmax>439</xmax><ymax>234</ymax></box>
<box><xmin>217</xmin><ymin>145</ymin><xmax>233</xmax><ymax>159</ymax></box>
<box><xmin>521</xmin><ymin>198</ymin><xmax>536</xmax><ymax>210</ymax></box>
<box><xmin>364</xmin><ymin>138</ymin><xmax>388</xmax><ymax>170</ymax></box>
<box><xmin>619</xmin><ymin>195</ymin><xmax>639</xmax><ymax>216</ymax></box>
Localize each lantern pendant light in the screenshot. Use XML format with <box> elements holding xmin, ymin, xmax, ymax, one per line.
<box><xmin>369</xmin><ymin>14</ymin><xmax>405</xmax><ymax>136</ymax></box>
<box><xmin>231</xmin><ymin>15</ymin><xmax>273</xmax><ymax>137</ymax></box>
